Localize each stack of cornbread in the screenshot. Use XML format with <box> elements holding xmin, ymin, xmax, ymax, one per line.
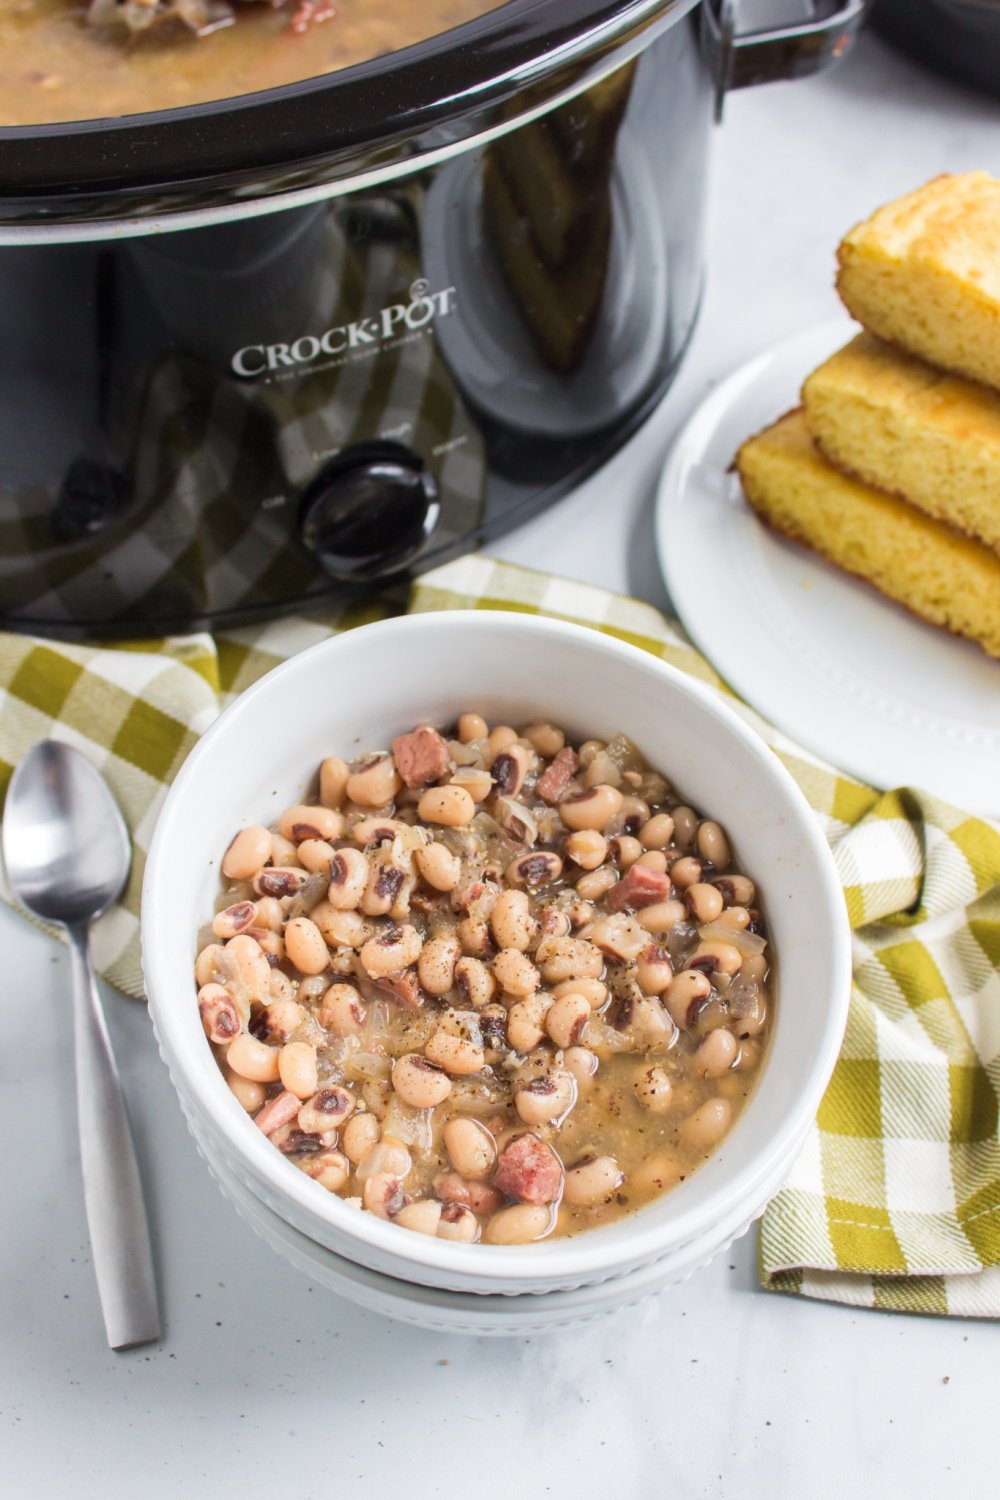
<box><xmin>736</xmin><ymin>171</ymin><xmax>1000</xmax><ymax>660</ymax></box>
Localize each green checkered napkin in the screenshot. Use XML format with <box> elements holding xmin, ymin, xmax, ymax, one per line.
<box><xmin>2</xmin><ymin>553</ymin><xmax>999</xmax><ymax>1318</ymax></box>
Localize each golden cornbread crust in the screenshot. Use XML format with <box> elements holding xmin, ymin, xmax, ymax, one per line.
<box><xmin>803</xmin><ymin>332</ymin><xmax>1000</xmax><ymax>556</ymax></box>
<box><xmin>836</xmin><ymin>171</ymin><xmax>1000</xmax><ymax>392</ymax></box>
<box><xmin>736</xmin><ymin>410</ymin><xmax>1000</xmax><ymax>660</ymax></box>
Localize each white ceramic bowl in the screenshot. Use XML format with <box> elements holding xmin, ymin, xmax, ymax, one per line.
<box><xmin>144</xmin><ymin>611</ymin><xmax>850</xmax><ymax>1298</ymax></box>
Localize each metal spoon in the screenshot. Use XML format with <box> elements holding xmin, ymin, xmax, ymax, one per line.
<box><xmin>3</xmin><ymin>741</ymin><xmax>160</xmax><ymax>1350</ymax></box>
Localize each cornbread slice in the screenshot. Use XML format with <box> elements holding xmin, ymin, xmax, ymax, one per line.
<box><xmin>803</xmin><ymin>332</ymin><xmax>1000</xmax><ymax>556</ymax></box>
<box><xmin>836</xmin><ymin>172</ymin><xmax>1000</xmax><ymax>391</ymax></box>
<box><xmin>736</xmin><ymin>410</ymin><xmax>1000</xmax><ymax>660</ymax></box>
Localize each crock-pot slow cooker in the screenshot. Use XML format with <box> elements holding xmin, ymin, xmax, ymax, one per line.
<box><xmin>0</xmin><ymin>0</ymin><xmax>865</xmax><ymax>637</ymax></box>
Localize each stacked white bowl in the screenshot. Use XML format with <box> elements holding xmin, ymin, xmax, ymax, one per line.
<box><xmin>143</xmin><ymin>612</ymin><xmax>850</xmax><ymax>1335</ymax></box>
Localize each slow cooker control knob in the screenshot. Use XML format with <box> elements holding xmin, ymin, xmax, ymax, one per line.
<box><xmin>297</xmin><ymin>441</ymin><xmax>440</xmax><ymax>582</ymax></box>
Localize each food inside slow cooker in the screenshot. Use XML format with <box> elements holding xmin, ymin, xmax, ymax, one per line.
<box><xmin>195</xmin><ymin>716</ymin><xmax>772</xmax><ymax>1245</ymax></box>
<box><xmin>1</xmin><ymin>0</ymin><xmax>503</xmax><ymax>125</ymax></box>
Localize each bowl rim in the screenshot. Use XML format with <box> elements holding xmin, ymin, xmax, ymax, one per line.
<box><xmin>142</xmin><ymin>609</ymin><xmax>852</xmax><ymax>1285</ymax></box>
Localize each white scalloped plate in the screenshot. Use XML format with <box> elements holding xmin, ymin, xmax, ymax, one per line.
<box><xmin>656</xmin><ymin>320</ymin><xmax>1000</xmax><ymax>817</ymax></box>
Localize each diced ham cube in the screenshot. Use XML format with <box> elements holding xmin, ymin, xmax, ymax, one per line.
<box><xmin>381</xmin><ymin>970</ymin><xmax>425</xmax><ymax>1009</ymax></box>
<box><xmin>607</xmin><ymin>864</ymin><xmax>673</xmax><ymax>912</ymax></box>
<box><xmin>536</xmin><ymin>747</ymin><xmax>580</xmax><ymax>805</ymax></box>
<box><xmin>493</xmin><ymin>1133</ymin><xmax>564</xmax><ymax>1205</ymax></box>
<box><xmin>391</xmin><ymin>726</ymin><xmax>452</xmax><ymax>788</ymax></box>
<box><xmin>253</xmin><ymin>1090</ymin><xmax>303</xmax><ymax>1137</ymax></box>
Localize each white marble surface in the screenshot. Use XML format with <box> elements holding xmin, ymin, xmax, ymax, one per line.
<box><xmin>4</xmin><ymin>30</ymin><xmax>999</xmax><ymax>1500</ymax></box>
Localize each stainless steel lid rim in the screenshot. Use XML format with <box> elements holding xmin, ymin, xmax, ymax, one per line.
<box><xmin>0</xmin><ymin>0</ymin><xmax>684</xmax><ymax>221</ymax></box>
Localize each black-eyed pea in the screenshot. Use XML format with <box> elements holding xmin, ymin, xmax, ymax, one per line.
<box><xmin>253</xmin><ymin>865</ymin><xmax>308</xmax><ymax>899</ymax></box>
<box><xmin>634</xmin><ymin>1065</ymin><xmax>673</xmax><ymax>1112</ymax></box>
<box><xmin>545</xmin><ymin>992</ymin><xmax>590</xmax><ymax>1049</ymax></box>
<box><xmin>225</xmin><ymin>1068</ymin><xmax>265</xmax><ymax>1113</ymax></box>
<box><xmin>664</xmin><ymin>969</ymin><xmax>711</xmax><ymax>1028</ymax></box>
<box><xmin>457</xmin><ymin>915</ymin><xmax>494</xmax><ymax>959</ymax></box>
<box><xmin>363</xmin><ymin>1173</ymin><xmax>407</xmax><ymax>1218</ymax></box>
<box><xmin>347</xmin><ymin>754</ymin><xmax>402</xmax><ymax>807</ymax></box>
<box><xmin>515</xmin><ymin>1070</ymin><xmax>576</xmax><ymax>1125</ymax></box>
<box><xmin>486</xmin><ymin>725</ymin><xmax>517</xmax><ymax>759</ymax></box>
<box><xmin>491</xmin><ymin>743</ymin><xmax>530</xmax><ymax>797</ymax></box>
<box><xmin>535</xmin><ymin>936</ymin><xmax>603</xmax><ymax>985</ymax></box>
<box><xmin>564</xmin><ymin>829</ymin><xmax>609</xmax><ymax>871</ymax></box>
<box><xmin>245</xmin><ymin>927</ymin><xmax>283</xmax><ymax>967</ymax></box>
<box><xmin>492</xmin><ymin>948</ymin><xmax>540</xmax><ymax>997</ymax></box>
<box><xmin>457</xmin><ymin>712</ymin><xmax>488</xmax><ymax>744</ymax></box>
<box><xmin>360</xmin><ymin>856</ymin><xmax>412</xmax><ymax>918</ymax></box>
<box><xmin>262</xmin><ymin>996</ymin><xmax>305</xmax><ymax>1040</ymax></box>
<box><xmin>538</xmin><ymin>907</ymin><xmax>572</xmax><ymax>940</ymax></box>
<box><xmin>685</xmin><ymin>882</ymin><xmax>724</xmax><ymax>924</ymax></box>
<box><xmin>559</xmin><ymin>784</ymin><xmax>623</xmax><ymax>832</ymax></box>
<box><xmin>269</xmin><ymin>832</ymin><xmax>300</xmax><ymax>868</ymax></box>
<box><xmin>553</xmin><ymin>976</ymin><xmax>607</xmax><ymax>1009</ymax></box>
<box><xmin>356</xmin><ymin>1138</ymin><xmax>412</xmax><ymax>1182</ymax></box>
<box><xmin>392</xmin><ymin>1053</ymin><xmax>453</xmax><ymax>1107</ymax></box>
<box><xmin>609</xmin><ymin>835</ymin><xmax>642</xmax><ymax>869</ymax></box>
<box><xmin>671</xmin><ymin>805</ymin><xmax>698</xmax><ymax>849</ymax></box>
<box><xmin>454</xmin><ymin>956</ymin><xmax>496</xmax><ymax>1010</ymax></box>
<box><xmin>714</xmin><ymin>904</ymin><xmax>752</xmax><ymax>931</ymax></box>
<box><xmin>211</xmin><ymin>901</ymin><xmax>257</xmax><ymax>941</ymax></box>
<box><xmin>325</xmin><ymin>847</ymin><xmax>369</xmax><ymax>910</ymax></box>
<box><xmin>268</xmin><ymin>968</ymin><xmax>296</xmax><ymax>1005</ymax></box>
<box><xmin>311</xmin><ymin>903</ymin><xmax>368</xmax><ymax>949</ymax></box>
<box><xmin>278</xmin><ymin>1041</ymin><xmax>319</xmax><ymax>1099</ymax></box>
<box><xmin>450</xmin><ymin>768</ymin><xmax>493</xmax><ymax>803</ymax></box>
<box><xmin>631</xmin><ymin>997</ymin><xmax>675</xmax><ymax>1050</ymax></box>
<box><xmin>300</xmin><ymin>1151</ymin><xmax>351</xmax><ymax>1193</ymax></box>
<box><xmin>697</xmin><ymin>819</ymin><xmax>731</xmax><ymax>869</ymax></box>
<box><xmin>424</xmin><ymin>1030</ymin><xmax>485</xmax><ymax>1076</ymax></box>
<box><xmin>195</xmin><ymin>942</ymin><xmax>226</xmax><ymax>987</ymax></box>
<box><xmin>735</xmin><ymin>1039</ymin><xmax>761</xmax><ymax>1072</ymax></box>
<box><xmin>297</xmin><ymin>1086</ymin><xmax>355</xmax><ymax>1133</ymax></box>
<box><xmin>686</xmin><ymin>938</ymin><xmax>743</xmax><ymax>977</ymax></box>
<box><xmin>635</xmin><ymin>943</ymin><xmax>673</xmax><ymax>995</ymax></box>
<box><xmin>351</xmin><ymin>816</ymin><xmax>407</xmax><ymax>847</ymax></box>
<box><xmin>564</xmin><ymin>1046</ymin><xmax>599</xmax><ymax>1087</ymax></box>
<box><xmin>253</xmin><ymin>896</ymin><xmax>284</xmax><ymax>931</ymax></box>
<box><xmin>563</xmin><ymin>1155</ymin><xmax>623</xmax><ymax>1207</ymax></box>
<box><xmin>505</xmin><ymin>851</ymin><xmax>563</xmax><ymax>889</ymax></box>
<box><xmin>714</xmin><ymin>874</ymin><xmax>756</xmax><ymax>908</ymax></box>
<box><xmin>490</xmin><ymin>889</ymin><xmax>534</xmax><ymax>951</ymax></box>
<box><xmin>283</xmin><ymin>917</ymin><xmax>328</xmax><ymax>976</ymax></box>
<box><xmin>521</xmin><ymin>721</ymin><xmax>565</xmax><ymax>758</ymax></box>
<box><xmin>628</xmin><ymin>1152</ymin><xmax>683</xmax><ymax>1196</ymax></box>
<box><xmin>636</xmin><ymin>900</ymin><xmax>687</xmax><ymax>936</ymax></box>
<box><xmin>417</xmin><ymin>784</ymin><xmax>475</xmax><ymax>827</ymax></box>
<box><xmin>227</xmin><ymin>1032</ymin><xmax>281</xmax><ymax>1083</ymax></box>
<box><xmin>443</xmin><ymin>1117</ymin><xmax>496</xmax><ymax>1180</ymax></box>
<box><xmin>394</xmin><ymin>1199</ymin><xmax>443</xmax><ymax>1235</ymax></box>
<box><xmin>670</xmin><ymin>855</ymin><xmax>704</xmax><ymax>890</ymax></box>
<box><xmin>506</xmin><ymin>993</ymin><xmax>551</xmax><ymax>1052</ymax></box>
<box><xmin>218</xmin><ymin>934</ymin><xmax>271</xmax><ymax>1010</ymax></box>
<box><xmin>418</xmin><ymin>936</ymin><xmax>461</xmax><ymax>996</ymax></box>
<box><xmin>484</xmin><ymin>1204</ymin><xmax>554</xmax><ymax>1244</ymax></box>
<box><xmin>221</xmin><ymin>824</ymin><xmax>272</xmax><ymax>881</ymax></box>
<box><xmin>341</xmin><ymin>1111</ymin><xmax>381</xmax><ymax>1164</ymax></box>
<box><xmin>635</xmin><ymin>850</ymin><xmax>669</xmax><ymax>875</ymax></box>
<box><xmin>359</xmin><ymin>923</ymin><xmax>422</xmax><ymax>978</ymax></box>
<box><xmin>577</xmin><ymin>738</ymin><xmax>605</xmax><ymax>767</ymax></box>
<box><xmin>319</xmin><ymin>755</ymin><xmax>350</xmax><ymax>809</ymax></box>
<box><xmin>694</xmin><ymin>1029</ymin><xmax>738</xmax><ymax>1078</ymax></box>
<box><xmin>415</xmin><ymin>841</ymin><xmax>462</xmax><ymax>892</ymax></box>
<box><xmin>638</xmin><ymin>813</ymin><xmax>675</xmax><ymax>851</ymax></box>
<box><xmin>678</xmin><ymin>1097</ymin><xmax>732</xmax><ymax>1152</ymax></box>
<box><xmin>279</xmin><ymin>803</ymin><xmax>344</xmax><ymax>844</ymax></box>
<box><xmin>198</xmin><ymin>983</ymin><xmax>242</xmax><ymax>1045</ymax></box>
<box><xmin>437</xmin><ymin>1203</ymin><xmax>479</xmax><ymax>1242</ymax></box>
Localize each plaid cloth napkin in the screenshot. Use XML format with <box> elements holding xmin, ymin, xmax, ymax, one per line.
<box><xmin>2</xmin><ymin>553</ymin><xmax>999</xmax><ymax>1318</ymax></box>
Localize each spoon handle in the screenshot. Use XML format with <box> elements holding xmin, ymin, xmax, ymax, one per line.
<box><xmin>68</xmin><ymin>926</ymin><xmax>161</xmax><ymax>1350</ymax></box>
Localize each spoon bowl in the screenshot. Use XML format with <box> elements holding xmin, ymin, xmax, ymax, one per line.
<box><xmin>3</xmin><ymin>739</ymin><xmax>160</xmax><ymax>1350</ymax></box>
<box><xmin>4</xmin><ymin>740</ymin><xmax>131</xmax><ymax>926</ymax></box>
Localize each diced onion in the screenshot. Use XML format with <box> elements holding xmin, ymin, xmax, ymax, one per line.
<box><xmin>697</xmin><ymin>920</ymin><xmax>767</xmax><ymax>957</ymax></box>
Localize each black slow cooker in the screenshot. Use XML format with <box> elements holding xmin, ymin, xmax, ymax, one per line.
<box><xmin>0</xmin><ymin>0</ymin><xmax>865</xmax><ymax>637</ymax></box>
